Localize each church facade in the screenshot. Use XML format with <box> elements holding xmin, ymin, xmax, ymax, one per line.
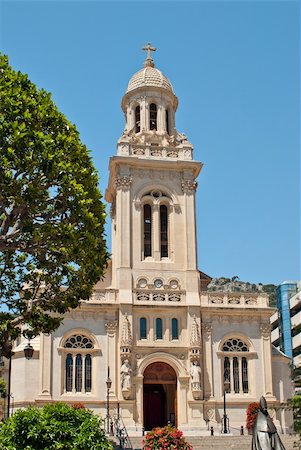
<box><xmin>10</xmin><ymin>46</ymin><xmax>293</xmax><ymax>435</ymax></box>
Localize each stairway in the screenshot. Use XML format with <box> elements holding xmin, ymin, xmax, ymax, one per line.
<box><xmin>113</xmin><ymin>434</ymin><xmax>299</xmax><ymax>450</ymax></box>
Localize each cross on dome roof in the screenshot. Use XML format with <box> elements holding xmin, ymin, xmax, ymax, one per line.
<box><xmin>142</xmin><ymin>42</ymin><xmax>156</xmax><ymax>67</ymax></box>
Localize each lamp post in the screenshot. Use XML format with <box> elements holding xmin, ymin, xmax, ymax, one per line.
<box><xmin>106</xmin><ymin>367</ymin><xmax>112</xmax><ymax>435</ymax></box>
<box><xmin>222</xmin><ymin>378</ymin><xmax>230</xmax><ymax>434</ymax></box>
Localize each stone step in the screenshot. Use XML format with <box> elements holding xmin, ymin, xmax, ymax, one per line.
<box><xmin>113</xmin><ymin>434</ymin><xmax>299</xmax><ymax>450</ymax></box>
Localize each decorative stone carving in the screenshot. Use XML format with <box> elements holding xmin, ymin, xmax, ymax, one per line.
<box><xmin>150</xmin><ymin>148</ymin><xmax>162</xmax><ymax>157</ymax></box>
<box><xmin>204</xmin><ymin>407</ymin><xmax>215</xmax><ymax>422</ymax></box>
<box><xmin>174</xmin><ymin>204</ymin><xmax>181</xmax><ymax>213</ymax></box>
<box><xmin>202</xmin><ymin>323</ymin><xmax>212</xmax><ymax>334</ymax></box>
<box><xmin>168</xmin><ymin>293</ymin><xmax>181</xmax><ymax>302</ymax></box>
<box><xmin>120</xmin><ymin>313</ymin><xmax>133</xmax><ymax>349</ymax></box>
<box><xmin>190</xmin><ymin>315</ymin><xmax>201</xmax><ymax>347</ymax></box>
<box><xmin>228</xmin><ymin>296</ymin><xmax>241</xmax><ymax>304</ymax></box>
<box><xmin>190</xmin><ymin>361</ymin><xmax>202</xmax><ymax>399</ymax></box>
<box><xmin>132</xmin><ymin>148</ymin><xmax>145</xmax><ymax>156</ymax></box>
<box><xmin>120</xmin><ymin>359</ymin><xmax>132</xmax><ymax>399</ymax></box>
<box><xmin>190</xmin><ymin>315</ymin><xmax>201</xmax><ymax>362</ymax></box>
<box><xmin>105</xmin><ymin>321</ymin><xmax>118</xmax><ymax>335</ymax></box>
<box><xmin>166</xmin><ymin>150</ymin><xmax>178</xmax><ymax>158</ymax></box>
<box><xmin>184</xmin><ymin>149</ymin><xmax>192</xmax><ymax>159</ymax></box>
<box><xmin>260</xmin><ymin>324</ymin><xmax>271</xmax><ymax>338</ymax></box>
<box><xmin>109</xmin><ymin>200</ymin><xmax>116</xmax><ymax>219</ymax></box>
<box><xmin>245</xmin><ymin>296</ymin><xmax>258</xmax><ymax>305</ymax></box>
<box><xmin>209</xmin><ymin>294</ymin><xmax>224</xmax><ymax>304</ymax></box>
<box><xmin>268</xmin><ymin>407</ymin><xmax>276</xmax><ymax>419</ymax></box>
<box><xmin>136</xmin><ymin>292</ymin><xmax>150</xmax><ymax>302</ymax></box>
<box><xmin>181</xmin><ymin>179</ymin><xmax>198</xmax><ymax>194</ymax></box>
<box><xmin>134</xmin><ymin>200</ymin><xmax>142</xmax><ymax>211</ymax></box>
<box><xmin>153</xmin><ymin>293</ymin><xmax>165</xmax><ymax>302</ymax></box>
<box><xmin>90</xmin><ymin>291</ymin><xmax>106</xmax><ymax>302</ymax></box>
<box><xmin>115</xmin><ymin>175</ymin><xmax>133</xmax><ymax>190</ymax></box>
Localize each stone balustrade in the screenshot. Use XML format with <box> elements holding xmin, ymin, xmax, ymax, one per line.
<box><xmin>134</xmin><ymin>289</ymin><xmax>184</xmax><ymax>304</ymax></box>
<box><xmin>200</xmin><ymin>292</ymin><xmax>269</xmax><ymax>308</ymax></box>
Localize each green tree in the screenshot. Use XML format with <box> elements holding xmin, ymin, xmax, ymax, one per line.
<box><xmin>291</xmin><ymin>395</ymin><xmax>301</xmax><ymax>449</ymax></box>
<box><xmin>0</xmin><ymin>377</ymin><xmax>6</xmax><ymax>398</ymax></box>
<box><xmin>0</xmin><ymin>54</ymin><xmax>108</xmax><ymax>355</ymax></box>
<box><xmin>0</xmin><ymin>402</ymin><xmax>113</xmax><ymax>449</ymax></box>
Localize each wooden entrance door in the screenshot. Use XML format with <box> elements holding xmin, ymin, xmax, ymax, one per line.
<box><xmin>143</xmin><ymin>384</ymin><xmax>165</xmax><ymax>430</ymax></box>
<box><xmin>143</xmin><ymin>362</ymin><xmax>177</xmax><ymax>430</ymax></box>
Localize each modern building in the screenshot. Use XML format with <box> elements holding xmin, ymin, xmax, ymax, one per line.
<box><xmin>271</xmin><ymin>281</ymin><xmax>301</xmax><ymax>391</ymax></box>
<box><xmin>9</xmin><ymin>46</ymin><xmax>293</xmax><ymax>434</ymax></box>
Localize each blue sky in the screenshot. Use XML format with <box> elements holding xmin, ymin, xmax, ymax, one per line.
<box><xmin>0</xmin><ymin>1</ymin><xmax>299</xmax><ymax>284</ymax></box>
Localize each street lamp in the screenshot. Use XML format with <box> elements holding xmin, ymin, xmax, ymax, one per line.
<box><xmin>106</xmin><ymin>367</ymin><xmax>112</xmax><ymax>435</ymax></box>
<box><xmin>222</xmin><ymin>377</ymin><xmax>230</xmax><ymax>434</ymax></box>
<box><xmin>23</xmin><ymin>330</ymin><xmax>36</xmax><ymax>360</ymax></box>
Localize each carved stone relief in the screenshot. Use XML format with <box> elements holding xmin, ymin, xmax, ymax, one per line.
<box><xmin>115</xmin><ymin>175</ymin><xmax>133</xmax><ymax>190</ymax></box>
<box><xmin>181</xmin><ymin>179</ymin><xmax>198</xmax><ymax>194</ymax></box>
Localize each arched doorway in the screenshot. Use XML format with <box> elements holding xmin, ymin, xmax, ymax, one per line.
<box><xmin>143</xmin><ymin>362</ymin><xmax>177</xmax><ymax>430</ymax></box>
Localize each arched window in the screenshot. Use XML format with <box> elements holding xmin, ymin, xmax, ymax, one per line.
<box><xmin>165</xmin><ymin>109</ymin><xmax>169</xmax><ymax>134</ymax></box>
<box><xmin>242</xmin><ymin>357</ymin><xmax>248</xmax><ymax>393</ymax></box>
<box><xmin>140</xmin><ymin>318</ymin><xmax>147</xmax><ymax>339</ymax></box>
<box><xmin>63</xmin><ymin>334</ymin><xmax>94</xmax><ymax>394</ymax></box>
<box><xmin>144</xmin><ymin>204</ymin><xmax>152</xmax><ymax>258</ymax></box>
<box><xmin>75</xmin><ymin>354</ymin><xmax>82</xmax><ymax>392</ymax></box>
<box><xmin>135</xmin><ymin>105</ymin><xmax>140</xmax><ymax>133</ymax></box>
<box><xmin>233</xmin><ymin>357</ymin><xmax>239</xmax><ymax>393</ymax></box>
<box><xmin>66</xmin><ymin>354</ymin><xmax>73</xmax><ymax>392</ymax></box>
<box><xmin>222</xmin><ymin>337</ymin><xmax>250</xmax><ymax>394</ymax></box>
<box><xmin>150</xmin><ymin>103</ymin><xmax>157</xmax><ymax>130</ymax></box>
<box><xmin>85</xmin><ymin>355</ymin><xmax>92</xmax><ymax>392</ymax></box>
<box><xmin>160</xmin><ymin>205</ymin><xmax>168</xmax><ymax>258</ymax></box>
<box><xmin>171</xmin><ymin>318</ymin><xmax>178</xmax><ymax>340</ymax></box>
<box><xmin>224</xmin><ymin>357</ymin><xmax>231</xmax><ymax>393</ymax></box>
<box><xmin>156</xmin><ymin>318</ymin><xmax>163</xmax><ymax>339</ymax></box>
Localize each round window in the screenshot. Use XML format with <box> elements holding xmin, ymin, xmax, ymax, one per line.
<box><xmin>154</xmin><ymin>279</ymin><xmax>163</xmax><ymax>288</ymax></box>
<box><xmin>138</xmin><ymin>278</ymin><xmax>147</xmax><ymax>288</ymax></box>
<box><xmin>170</xmin><ymin>280</ymin><xmax>178</xmax><ymax>289</ymax></box>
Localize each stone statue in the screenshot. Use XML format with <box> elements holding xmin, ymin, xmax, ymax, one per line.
<box><xmin>252</xmin><ymin>396</ymin><xmax>286</xmax><ymax>450</ymax></box>
<box><xmin>190</xmin><ymin>361</ymin><xmax>201</xmax><ymax>386</ymax></box>
<box><xmin>120</xmin><ymin>359</ymin><xmax>132</xmax><ymax>390</ymax></box>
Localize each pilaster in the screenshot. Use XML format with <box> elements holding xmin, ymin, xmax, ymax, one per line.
<box><xmin>260</xmin><ymin>323</ymin><xmax>274</xmax><ymax>398</ymax></box>
<box><xmin>37</xmin><ymin>333</ymin><xmax>52</xmax><ymax>399</ymax></box>
<box><xmin>202</xmin><ymin>323</ymin><xmax>214</xmax><ymax>399</ymax></box>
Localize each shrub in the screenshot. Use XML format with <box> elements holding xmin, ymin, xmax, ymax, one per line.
<box><xmin>246</xmin><ymin>402</ymin><xmax>260</xmax><ymax>430</ymax></box>
<box><xmin>143</xmin><ymin>425</ymin><xmax>193</xmax><ymax>449</ymax></box>
<box><xmin>0</xmin><ymin>378</ymin><xmax>6</xmax><ymax>398</ymax></box>
<box><xmin>0</xmin><ymin>402</ymin><xmax>113</xmax><ymax>449</ymax></box>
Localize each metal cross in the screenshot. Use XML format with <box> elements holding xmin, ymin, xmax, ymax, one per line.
<box><xmin>142</xmin><ymin>43</ymin><xmax>156</xmax><ymax>60</ymax></box>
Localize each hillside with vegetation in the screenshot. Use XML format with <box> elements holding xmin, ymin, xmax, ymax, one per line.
<box><xmin>207</xmin><ymin>277</ymin><xmax>277</xmax><ymax>307</ymax></box>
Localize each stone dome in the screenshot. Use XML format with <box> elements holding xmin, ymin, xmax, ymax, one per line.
<box><xmin>126</xmin><ymin>66</ymin><xmax>174</xmax><ymax>94</ymax></box>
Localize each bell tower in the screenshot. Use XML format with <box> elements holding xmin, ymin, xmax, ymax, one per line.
<box><xmin>106</xmin><ymin>44</ymin><xmax>202</xmax><ymax>305</ymax></box>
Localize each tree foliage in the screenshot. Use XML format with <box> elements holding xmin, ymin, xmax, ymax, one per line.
<box><xmin>291</xmin><ymin>395</ymin><xmax>301</xmax><ymax>449</ymax></box>
<box><xmin>0</xmin><ymin>377</ymin><xmax>6</xmax><ymax>398</ymax></box>
<box><xmin>0</xmin><ymin>402</ymin><xmax>113</xmax><ymax>449</ymax></box>
<box><xmin>0</xmin><ymin>54</ymin><xmax>108</xmax><ymax>353</ymax></box>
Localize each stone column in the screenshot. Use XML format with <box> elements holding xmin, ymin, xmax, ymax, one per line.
<box><xmin>238</xmin><ymin>357</ymin><xmax>243</xmax><ymax>394</ymax></box>
<box><xmin>105</xmin><ymin>321</ymin><xmax>118</xmax><ymax>397</ymax></box>
<box><xmin>144</xmin><ymin>100</ymin><xmax>149</xmax><ymax>132</ymax></box>
<box><xmin>134</xmin><ymin>375</ymin><xmax>144</xmax><ymax>428</ymax></box>
<box><xmin>181</xmin><ymin>178</ymin><xmax>198</xmax><ymax>270</ymax></box>
<box><xmin>202</xmin><ymin>323</ymin><xmax>214</xmax><ymax>398</ymax></box>
<box><xmin>153</xmin><ymin>204</ymin><xmax>160</xmax><ymax>261</ymax></box>
<box><xmin>260</xmin><ymin>323</ymin><xmax>274</xmax><ymax>397</ymax></box>
<box><xmin>115</xmin><ymin>174</ymin><xmax>132</xmax><ymax>268</ymax></box>
<box><xmin>178</xmin><ymin>376</ymin><xmax>189</xmax><ymax>426</ymax></box>
<box><xmin>38</xmin><ymin>333</ymin><xmax>52</xmax><ymax>399</ymax></box>
<box><xmin>126</xmin><ymin>105</ymin><xmax>133</xmax><ymax>131</ymax></box>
